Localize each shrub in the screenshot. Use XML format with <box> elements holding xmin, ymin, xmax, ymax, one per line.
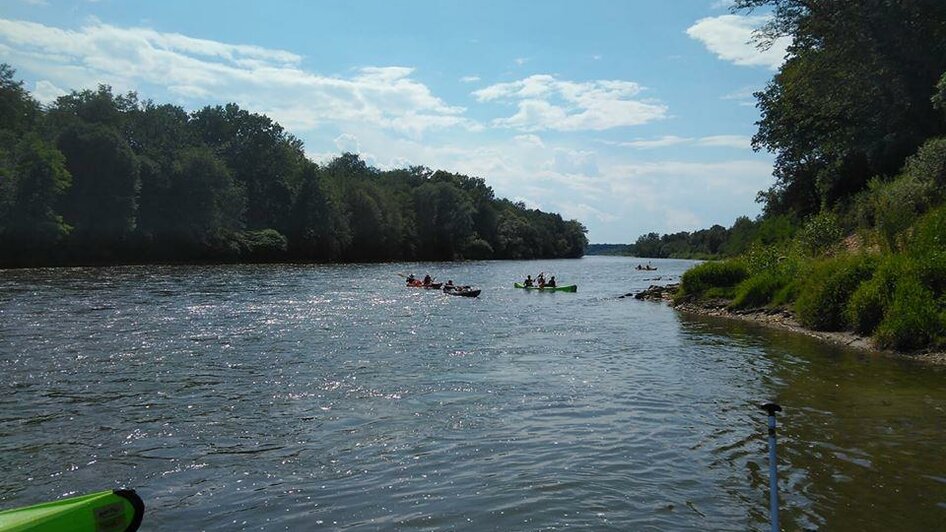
<box><xmin>855</xmin><ymin>176</ymin><xmax>935</xmax><ymax>252</ymax></box>
<box><xmin>795</xmin><ymin>254</ymin><xmax>877</xmax><ymax>331</ymax></box>
<box><xmin>847</xmin><ymin>277</ymin><xmax>885</xmax><ymax>335</ymax></box>
<box><xmin>902</xmin><ymin>136</ymin><xmax>946</xmax><ymax>189</ymax></box>
<box><xmin>874</xmin><ymin>277</ymin><xmax>944</xmax><ymax>351</ymax></box>
<box><xmin>677</xmin><ymin>260</ymin><xmax>748</xmax><ymax>300</ymax></box>
<box><xmin>236</xmin><ymin>229</ymin><xmax>288</xmax><ymax>261</ymax></box>
<box><xmin>909</xmin><ymin>204</ymin><xmax>946</xmax><ymax>258</ymax></box>
<box><xmin>796</xmin><ymin>211</ymin><xmax>843</xmax><ymax>255</ymax></box>
<box><xmin>730</xmin><ymin>271</ymin><xmax>789</xmax><ymax>310</ymax></box>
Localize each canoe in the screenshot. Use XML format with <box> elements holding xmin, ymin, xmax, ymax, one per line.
<box><xmin>514</xmin><ymin>283</ymin><xmax>577</xmax><ymax>292</ymax></box>
<box><xmin>0</xmin><ymin>489</ymin><xmax>144</xmax><ymax>532</ymax></box>
<box><xmin>407</xmin><ymin>281</ymin><xmax>443</xmax><ymax>289</ymax></box>
<box><xmin>444</xmin><ymin>287</ymin><xmax>481</xmax><ymax>297</ymax></box>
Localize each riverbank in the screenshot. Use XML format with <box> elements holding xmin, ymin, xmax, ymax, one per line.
<box><xmin>634</xmin><ymin>283</ymin><xmax>946</xmax><ymax>364</ymax></box>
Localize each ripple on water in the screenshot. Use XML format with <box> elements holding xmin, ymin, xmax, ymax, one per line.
<box><xmin>2</xmin><ymin>260</ymin><xmax>946</xmax><ymax>530</ymax></box>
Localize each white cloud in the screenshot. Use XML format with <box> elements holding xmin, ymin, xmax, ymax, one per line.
<box><xmin>334</xmin><ymin>133</ymin><xmax>361</xmax><ymax>153</ymax></box>
<box><xmin>696</xmin><ymin>135</ymin><xmax>751</xmax><ymax>149</ymax></box>
<box><xmin>513</xmin><ymin>134</ymin><xmax>545</xmax><ymax>148</ymax></box>
<box><xmin>607</xmin><ymin>134</ymin><xmax>752</xmax><ymax>150</ymax></box>
<box><xmin>686</xmin><ymin>15</ymin><xmax>791</xmax><ymax>70</ymax></box>
<box><xmin>721</xmin><ymin>85</ymin><xmax>758</xmax><ymax>107</ymax></box>
<box><xmin>473</xmin><ymin>74</ymin><xmax>667</xmax><ymax>131</ymax></box>
<box><xmin>459</xmin><ymin>75</ymin><xmax>480</xmax><ymax>83</ymax></box>
<box><xmin>559</xmin><ymin>203</ymin><xmax>618</xmax><ymax>223</ymax></box>
<box><xmin>620</xmin><ymin>135</ymin><xmax>693</xmax><ymax>149</ymax></box>
<box><xmin>0</xmin><ymin>18</ymin><xmax>476</xmax><ymax>136</ymax></box>
<box><xmin>32</xmin><ymin>79</ymin><xmax>65</xmax><ymax>104</ymax></box>
<box><xmin>514</xmin><ymin>57</ymin><xmax>529</xmax><ymax>66</ymax></box>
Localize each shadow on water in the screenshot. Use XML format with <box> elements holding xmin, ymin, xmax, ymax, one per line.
<box><xmin>677</xmin><ymin>312</ymin><xmax>946</xmax><ymax>531</ymax></box>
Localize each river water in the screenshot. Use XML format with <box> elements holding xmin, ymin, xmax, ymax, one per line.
<box><xmin>1</xmin><ymin>256</ymin><xmax>944</xmax><ymax>530</ymax></box>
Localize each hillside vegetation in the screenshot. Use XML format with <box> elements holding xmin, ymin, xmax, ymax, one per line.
<box><xmin>668</xmin><ymin>0</ymin><xmax>946</xmax><ymax>352</ymax></box>
<box><xmin>0</xmin><ymin>65</ymin><xmax>586</xmax><ymax>267</ymax></box>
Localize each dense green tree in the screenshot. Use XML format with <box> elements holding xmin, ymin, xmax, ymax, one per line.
<box><xmin>1</xmin><ymin>136</ymin><xmax>72</xmax><ymax>263</ymax></box>
<box><xmin>289</xmin><ymin>163</ymin><xmax>350</xmax><ymax>261</ymax></box>
<box><xmin>412</xmin><ymin>181</ymin><xmax>474</xmax><ymax>260</ymax></box>
<box><xmin>0</xmin><ymin>67</ymin><xmax>586</xmax><ymax>266</ymax></box>
<box><xmin>57</xmin><ymin>123</ymin><xmax>140</xmax><ymax>255</ymax></box>
<box><xmin>737</xmin><ymin>0</ymin><xmax>946</xmax><ymax>216</ymax></box>
<box><xmin>165</xmin><ymin>147</ymin><xmax>245</xmax><ymax>256</ymax></box>
<box><xmin>0</xmin><ymin>65</ymin><xmax>39</xmax><ymax>145</ymax></box>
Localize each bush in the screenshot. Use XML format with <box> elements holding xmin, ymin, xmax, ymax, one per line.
<box><xmin>902</xmin><ymin>136</ymin><xmax>946</xmax><ymax>189</ymax></box>
<box><xmin>795</xmin><ymin>254</ymin><xmax>877</xmax><ymax>331</ymax></box>
<box><xmin>730</xmin><ymin>270</ymin><xmax>790</xmax><ymax>310</ymax></box>
<box><xmin>677</xmin><ymin>260</ymin><xmax>748</xmax><ymax>300</ymax></box>
<box><xmin>236</xmin><ymin>229</ymin><xmax>288</xmax><ymax>261</ymax></box>
<box><xmin>855</xmin><ymin>176</ymin><xmax>935</xmax><ymax>252</ymax></box>
<box><xmin>874</xmin><ymin>277</ymin><xmax>944</xmax><ymax>351</ymax></box>
<box><xmin>847</xmin><ymin>277</ymin><xmax>885</xmax><ymax>335</ymax></box>
<box><xmin>909</xmin><ymin>204</ymin><xmax>946</xmax><ymax>258</ymax></box>
<box><xmin>796</xmin><ymin>211</ymin><xmax>843</xmax><ymax>255</ymax></box>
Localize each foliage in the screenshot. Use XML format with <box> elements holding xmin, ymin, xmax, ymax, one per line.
<box><xmin>0</xmin><ymin>64</ymin><xmax>587</xmax><ymax>266</ymax></box>
<box><xmin>796</xmin><ymin>211</ymin><xmax>842</xmax><ymax>255</ymax></box>
<box><xmin>735</xmin><ymin>0</ymin><xmax>946</xmax><ymax>217</ymax></box>
<box><xmin>902</xmin><ymin>136</ymin><xmax>946</xmax><ymax>189</ymax></box>
<box><xmin>874</xmin><ymin>277</ymin><xmax>944</xmax><ymax>351</ymax></box>
<box><xmin>853</xmin><ymin>176</ymin><xmax>935</xmax><ymax>251</ymax></box>
<box><xmin>794</xmin><ymin>254</ymin><xmax>877</xmax><ymax>331</ymax></box>
<box><xmin>730</xmin><ymin>270</ymin><xmax>790</xmax><ymax>310</ymax></box>
<box><xmin>677</xmin><ymin>260</ymin><xmax>748</xmax><ymax>300</ymax></box>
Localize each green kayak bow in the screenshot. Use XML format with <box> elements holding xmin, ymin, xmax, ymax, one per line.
<box><xmin>0</xmin><ymin>490</ymin><xmax>143</xmax><ymax>532</ymax></box>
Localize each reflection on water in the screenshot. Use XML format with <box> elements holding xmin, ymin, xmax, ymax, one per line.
<box><xmin>0</xmin><ymin>257</ymin><xmax>943</xmax><ymax>530</ymax></box>
<box><xmin>677</xmin><ymin>313</ymin><xmax>946</xmax><ymax>531</ymax></box>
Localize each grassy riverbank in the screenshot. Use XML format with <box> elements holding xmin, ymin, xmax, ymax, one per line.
<box><xmin>671</xmin><ymin>200</ymin><xmax>946</xmax><ymax>355</ymax></box>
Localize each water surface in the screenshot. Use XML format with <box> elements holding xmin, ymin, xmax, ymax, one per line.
<box><xmin>1</xmin><ymin>257</ymin><xmax>944</xmax><ymax>530</ymax></box>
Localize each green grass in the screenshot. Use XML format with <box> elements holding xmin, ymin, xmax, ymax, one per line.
<box><xmin>795</xmin><ymin>254</ymin><xmax>877</xmax><ymax>331</ymax></box>
<box><xmin>676</xmin><ymin>260</ymin><xmax>747</xmax><ymax>302</ymax></box>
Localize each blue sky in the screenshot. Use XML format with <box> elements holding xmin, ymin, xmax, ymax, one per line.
<box><xmin>1</xmin><ymin>0</ymin><xmax>789</xmax><ymax>243</ymax></box>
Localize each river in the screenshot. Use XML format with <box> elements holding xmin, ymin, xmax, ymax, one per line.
<box><xmin>1</xmin><ymin>256</ymin><xmax>944</xmax><ymax>530</ymax></box>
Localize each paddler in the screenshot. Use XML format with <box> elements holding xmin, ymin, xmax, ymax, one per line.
<box><xmin>423</xmin><ymin>274</ymin><xmax>433</xmax><ymax>286</ymax></box>
<box><xmin>523</xmin><ymin>274</ymin><xmax>534</xmax><ymax>287</ymax></box>
<box><xmin>547</xmin><ymin>276</ymin><xmax>557</xmax><ymax>288</ymax></box>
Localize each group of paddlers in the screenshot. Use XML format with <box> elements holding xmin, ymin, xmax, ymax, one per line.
<box><xmin>521</xmin><ymin>273</ymin><xmax>556</xmax><ymax>288</ymax></box>
<box><xmin>405</xmin><ymin>273</ymin><xmax>469</xmax><ymax>292</ymax></box>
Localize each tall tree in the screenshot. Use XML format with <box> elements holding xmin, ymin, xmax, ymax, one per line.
<box><xmin>57</xmin><ymin>123</ymin><xmax>139</xmax><ymax>255</ymax></box>
<box><xmin>738</xmin><ymin>0</ymin><xmax>946</xmax><ymax>215</ymax></box>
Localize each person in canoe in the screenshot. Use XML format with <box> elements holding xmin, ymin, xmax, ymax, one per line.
<box><xmin>423</xmin><ymin>274</ymin><xmax>433</xmax><ymax>286</ymax></box>
<box><xmin>406</xmin><ymin>273</ymin><xmax>416</xmax><ymax>286</ymax></box>
<box><xmin>443</xmin><ymin>280</ymin><xmax>455</xmax><ymax>291</ymax></box>
<box><xmin>537</xmin><ymin>273</ymin><xmax>546</xmax><ymax>288</ymax></box>
<box><xmin>523</xmin><ymin>275</ymin><xmax>534</xmax><ymax>287</ymax></box>
<box><xmin>547</xmin><ymin>276</ymin><xmax>557</xmax><ymax>288</ymax></box>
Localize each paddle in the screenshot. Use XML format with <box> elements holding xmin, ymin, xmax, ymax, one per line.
<box><xmin>0</xmin><ymin>489</ymin><xmax>145</xmax><ymax>532</ymax></box>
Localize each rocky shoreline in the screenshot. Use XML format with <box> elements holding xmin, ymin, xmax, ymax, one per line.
<box><xmin>633</xmin><ymin>283</ymin><xmax>946</xmax><ymax>365</ymax></box>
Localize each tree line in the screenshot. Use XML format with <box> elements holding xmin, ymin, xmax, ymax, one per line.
<box><xmin>628</xmin><ymin>0</ymin><xmax>946</xmax><ymax>259</ymax></box>
<box><xmin>0</xmin><ymin>65</ymin><xmax>587</xmax><ymax>268</ymax></box>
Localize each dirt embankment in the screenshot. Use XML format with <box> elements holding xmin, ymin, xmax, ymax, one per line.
<box><xmin>632</xmin><ymin>282</ymin><xmax>946</xmax><ymax>364</ymax></box>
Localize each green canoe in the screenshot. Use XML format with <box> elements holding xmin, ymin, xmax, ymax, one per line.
<box><xmin>0</xmin><ymin>490</ymin><xmax>144</xmax><ymax>532</ymax></box>
<box><xmin>514</xmin><ymin>283</ymin><xmax>577</xmax><ymax>292</ymax></box>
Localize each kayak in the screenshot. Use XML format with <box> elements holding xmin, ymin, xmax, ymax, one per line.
<box><xmin>407</xmin><ymin>281</ymin><xmax>443</xmax><ymax>289</ymax></box>
<box><xmin>0</xmin><ymin>489</ymin><xmax>144</xmax><ymax>532</ymax></box>
<box><xmin>514</xmin><ymin>283</ymin><xmax>577</xmax><ymax>292</ymax></box>
<box><xmin>444</xmin><ymin>287</ymin><xmax>481</xmax><ymax>297</ymax></box>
